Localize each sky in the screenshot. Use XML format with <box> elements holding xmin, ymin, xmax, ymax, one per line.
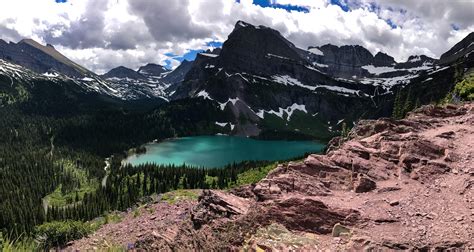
<box><xmin>0</xmin><ymin>0</ymin><xmax>473</xmax><ymax>74</ymax></box>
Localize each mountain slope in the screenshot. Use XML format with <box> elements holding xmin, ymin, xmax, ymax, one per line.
<box><xmin>0</xmin><ymin>39</ymin><xmax>174</xmax><ymax>100</ymax></box>
<box><xmin>0</xmin><ymin>39</ymin><xmax>93</xmax><ymax>77</ymax></box>
<box><xmin>440</xmin><ymin>32</ymin><xmax>474</xmax><ymax>65</ymax></box>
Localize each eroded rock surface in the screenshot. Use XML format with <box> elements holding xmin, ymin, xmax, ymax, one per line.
<box><xmin>69</xmin><ymin>103</ymin><xmax>474</xmax><ymax>251</ymax></box>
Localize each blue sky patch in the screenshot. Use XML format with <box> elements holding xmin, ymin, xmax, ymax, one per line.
<box><xmin>207</xmin><ymin>41</ymin><xmax>223</xmax><ymax>48</ymax></box>
<box><xmin>330</xmin><ymin>0</ymin><xmax>350</xmax><ymax>12</ymax></box>
<box><xmin>385</xmin><ymin>19</ymin><xmax>398</xmax><ymax>29</ymax></box>
<box><xmin>164</xmin><ymin>50</ymin><xmax>204</xmax><ymax>69</ymax></box>
<box><xmin>164</xmin><ymin>41</ymin><xmax>223</xmax><ymax>69</ymax></box>
<box><xmin>236</xmin><ymin>0</ymin><xmax>309</xmax><ymax>13</ymax></box>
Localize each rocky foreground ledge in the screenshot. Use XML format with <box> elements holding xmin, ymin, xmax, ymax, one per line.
<box><xmin>70</xmin><ymin>103</ymin><xmax>474</xmax><ymax>251</ymax></box>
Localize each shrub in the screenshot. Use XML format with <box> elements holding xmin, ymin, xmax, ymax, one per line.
<box><xmin>35</xmin><ymin>220</ymin><xmax>91</xmax><ymax>249</ymax></box>
<box><xmin>453</xmin><ymin>78</ymin><xmax>474</xmax><ymax>101</ymax></box>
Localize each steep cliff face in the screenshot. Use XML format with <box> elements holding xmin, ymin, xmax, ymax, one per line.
<box><xmin>440</xmin><ymin>32</ymin><xmax>474</xmax><ymax>65</ymax></box>
<box><xmin>314</xmin><ymin>44</ymin><xmax>375</xmax><ymax>78</ymax></box>
<box><xmin>68</xmin><ymin>102</ymin><xmax>474</xmax><ymax>251</ymax></box>
<box><xmin>373</xmin><ymin>52</ymin><xmax>396</xmax><ymax>67</ymax></box>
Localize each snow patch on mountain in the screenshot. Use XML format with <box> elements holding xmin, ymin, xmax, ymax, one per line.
<box><xmin>215</xmin><ymin>122</ymin><xmax>235</xmax><ymax>130</ymax></box>
<box><xmin>408</xmin><ymin>56</ymin><xmax>421</xmax><ymax>62</ymax></box>
<box><xmin>315</xmin><ymin>85</ymin><xmax>360</xmax><ymax>95</ymax></box>
<box><xmin>362</xmin><ymin>64</ymin><xmax>433</xmax><ymax>75</ymax></box>
<box><xmin>200</xmin><ymin>53</ymin><xmax>218</xmax><ymax>58</ymax></box>
<box><xmin>267</xmin><ymin>53</ymin><xmax>291</xmax><ymax>60</ymax></box>
<box><xmin>256</xmin><ymin>103</ymin><xmax>307</xmax><ymax>121</ymax></box>
<box><xmin>219</xmin><ymin>97</ymin><xmax>240</xmax><ymax>110</ymax></box>
<box><xmin>197</xmin><ymin>90</ymin><xmax>213</xmax><ymax>100</ymax></box>
<box><xmin>272</xmin><ymin>75</ymin><xmax>317</xmax><ymax>91</ymax></box>
<box><xmin>309</xmin><ymin>48</ymin><xmax>324</xmax><ymax>56</ymax></box>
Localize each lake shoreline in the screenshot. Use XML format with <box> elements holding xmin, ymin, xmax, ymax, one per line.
<box><xmin>123</xmin><ymin>135</ymin><xmax>326</xmax><ymax>169</ymax></box>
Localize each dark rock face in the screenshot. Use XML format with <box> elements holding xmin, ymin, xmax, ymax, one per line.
<box><xmin>440</xmin><ymin>32</ymin><xmax>474</xmax><ymax>65</ymax></box>
<box><xmin>102</xmin><ymin>66</ymin><xmax>146</xmax><ymax>80</ymax></box>
<box><xmin>162</xmin><ymin>60</ymin><xmax>194</xmax><ymax>92</ymax></box>
<box><xmin>218</xmin><ymin>20</ymin><xmax>303</xmax><ymax>74</ymax></box>
<box><xmin>354</xmin><ymin>174</ymin><xmax>377</xmax><ymax>193</ymax></box>
<box><xmin>318</xmin><ymin>44</ymin><xmax>375</xmax><ymax>78</ymax></box>
<box><xmin>137</xmin><ymin>63</ymin><xmax>168</xmax><ymax>77</ymax></box>
<box><xmin>373</xmin><ymin>52</ymin><xmax>395</xmax><ymax>67</ymax></box>
<box><xmin>0</xmin><ymin>39</ymin><xmax>92</xmax><ymax>77</ymax></box>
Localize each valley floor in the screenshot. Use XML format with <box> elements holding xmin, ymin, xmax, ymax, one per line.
<box><xmin>69</xmin><ymin>102</ymin><xmax>474</xmax><ymax>251</ymax></box>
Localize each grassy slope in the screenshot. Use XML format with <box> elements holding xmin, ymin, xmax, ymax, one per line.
<box><xmin>43</xmin><ymin>159</ymin><xmax>99</xmax><ymax>207</ymax></box>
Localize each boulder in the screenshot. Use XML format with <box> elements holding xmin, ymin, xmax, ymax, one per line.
<box><xmin>354</xmin><ymin>174</ymin><xmax>376</xmax><ymax>193</ymax></box>
<box><xmin>332</xmin><ymin>223</ymin><xmax>351</xmax><ymax>237</ymax></box>
<box><xmin>257</xmin><ymin>197</ymin><xmax>359</xmax><ymax>234</ymax></box>
<box><xmin>191</xmin><ymin>190</ymin><xmax>250</xmax><ymax>228</ymax></box>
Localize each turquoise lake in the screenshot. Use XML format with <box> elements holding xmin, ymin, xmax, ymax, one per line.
<box><xmin>125</xmin><ymin>135</ymin><xmax>325</xmax><ymax>168</ymax></box>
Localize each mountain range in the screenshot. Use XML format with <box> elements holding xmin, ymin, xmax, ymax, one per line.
<box><xmin>1</xmin><ymin>20</ymin><xmax>473</xmax><ymax>139</ymax></box>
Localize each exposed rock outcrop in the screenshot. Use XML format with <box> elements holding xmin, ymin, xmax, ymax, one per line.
<box><xmin>191</xmin><ymin>190</ymin><xmax>250</xmax><ymax>228</ymax></box>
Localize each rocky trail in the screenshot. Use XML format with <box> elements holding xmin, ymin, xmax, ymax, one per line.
<box><xmin>69</xmin><ymin>103</ymin><xmax>474</xmax><ymax>251</ymax></box>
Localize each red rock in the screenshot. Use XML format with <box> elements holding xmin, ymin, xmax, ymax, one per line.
<box><xmin>354</xmin><ymin>174</ymin><xmax>377</xmax><ymax>193</ymax></box>
<box><xmin>191</xmin><ymin>190</ymin><xmax>250</xmax><ymax>228</ymax></box>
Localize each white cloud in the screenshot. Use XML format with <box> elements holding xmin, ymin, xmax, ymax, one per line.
<box><xmin>0</xmin><ymin>0</ymin><xmax>472</xmax><ymax>73</ymax></box>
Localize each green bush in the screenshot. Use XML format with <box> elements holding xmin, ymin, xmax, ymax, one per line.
<box><xmin>35</xmin><ymin>220</ymin><xmax>91</xmax><ymax>249</ymax></box>
<box><xmin>233</xmin><ymin>163</ymin><xmax>277</xmax><ymax>187</ymax></box>
<box><xmin>453</xmin><ymin>78</ymin><xmax>474</xmax><ymax>101</ymax></box>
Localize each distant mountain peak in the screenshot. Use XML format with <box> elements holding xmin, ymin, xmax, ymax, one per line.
<box><xmin>374</xmin><ymin>52</ymin><xmax>395</xmax><ymax>67</ymax></box>
<box><xmin>103</xmin><ymin>66</ymin><xmax>146</xmax><ymax>80</ymax></box>
<box><xmin>217</xmin><ymin>20</ymin><xmax>301</xmax><ymax>72</ymax></box>
<box><xmin>19</xmin><ymin>38</ymin><xmax>40</xmax><ymax>45</ymax></box>
<box><xmin>137</xmin><ymin>63</ymin><xmax>168</xmax><ymax>77</ymax></box>
<box><xmin>0</xmin><ymin>38</ymin><xmax>93</xmax><ymax>77</ymax></box>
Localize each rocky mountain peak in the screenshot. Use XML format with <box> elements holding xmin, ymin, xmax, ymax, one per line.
<box><xmin>396</xmin><ymin>54</ymin><xmax>436</xmax><ymax>69</ymax></box>
<box><xmin>102</xmin><ymin>66</ymin><xmax>146</xmax><ymax>80</ymax></box>
<box><xmin>18</xmin><ymin>38</ymin><xmax>41</xmax><ymax>46</ymax></box>
<box><xmin>218</xmin><ymin>20</ymin><xmax>302</xmax><ymax>72</ymax></box>
<box><xmin>406</xmin><ymin>55</ymin><xmax>434</xmax><ymax>63</ymax></box>
<box><xmin>137</xmin><ymin>63</ymin><xmax>168</xmax><ymax>77</ymax></box>
<box><xmin>373</xmin><ymin>52</ymin><xmax>395</xmax><ymax>67</ymax></box>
